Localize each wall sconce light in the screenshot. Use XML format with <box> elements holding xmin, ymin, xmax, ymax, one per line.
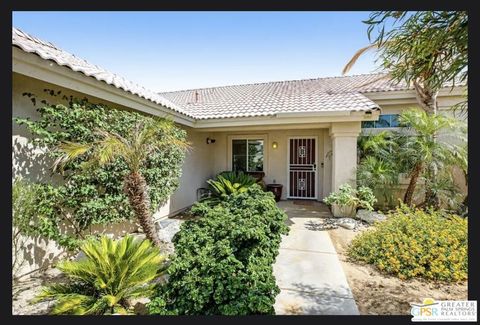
<box><xmin>206</xmin><ymin>137</ymin><xmax>216</xmax><ymax>144</ymax></box>
<box><xmin>272</xmin><ymin>141</ymin><xmax>278</xmax><ymax>149</ymax></box>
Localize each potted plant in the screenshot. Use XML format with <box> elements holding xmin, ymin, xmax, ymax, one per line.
<box><xmin>323</xmin><ymin>184</ymin><xmax>376</xmax><ymax>218</ymax></box>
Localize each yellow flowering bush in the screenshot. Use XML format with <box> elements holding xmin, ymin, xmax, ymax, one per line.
<box><xmin>348</xmin><ymin>205</ymin><xmax>467</xmax><ymax>282</ymax></box>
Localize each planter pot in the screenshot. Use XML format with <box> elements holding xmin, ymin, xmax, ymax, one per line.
<box><xmin>331</xmin><ymin>203</ymin><xmax>357</xmax><ymax>218</ymax></box>
<box><xmin>266</xmin><ymin>184</ymin><xmax>283</xmax><ymax>202</ymax></box>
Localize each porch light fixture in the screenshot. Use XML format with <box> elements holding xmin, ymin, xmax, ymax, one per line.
<box><xmin>206</xmin><ymin>137</ymin><xmax>216</xmax><ymax>144</ymax></box>
<box><xmin>272</xmin><ymin>141</ymin><xmax>278</xmax><ymax>149</ymax></box>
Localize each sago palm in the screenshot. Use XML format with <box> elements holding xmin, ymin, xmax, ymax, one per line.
<box><xmin>207</xmin><ymin>172</ymin><xmax>256</xmax><ymax>197</ymax></box>
<box><xmin>53</xmin><ymin>118</ymin><xmax>189</xmax><ymax>246</ymax></box>
<box><xmin>34</xmin><ymin>235</ymin><xmax>165</xmax><ymax>315</ymax></box>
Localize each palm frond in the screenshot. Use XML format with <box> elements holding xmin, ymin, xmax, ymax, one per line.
<box><xmin>342</xmin><ymin>43</ymin><xmax>380</xmax><ymax>75</ymax></box>
<box><xmin>36</xmin><ymin>235</ymin><xmax>165</xmax><ymax>315</ymax></box>
<box><xmin>52</xmin><ymin>141</ymin><xmax>92</xmax><ymax>173</ymax></box>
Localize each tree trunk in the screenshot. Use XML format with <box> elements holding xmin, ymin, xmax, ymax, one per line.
<box><xmin>404</xmin><ymin>163</ymin><xmax>423</xmax><ymax>206</ymax></box>
<box><xmin>413</xmin><ymin>79</ymin><xmax>440</xmax><ymax>207</ymax></box>
<box><xmin>123</xmin><ymin>171</ymin><xmax>161</xmax><ymax>246</ymax></box>
<box><xmin>413</xmin><ymin>80</ymin><xmax>438</xmax><ymax>114</ymax></box>
<box><xmin>424</xmin><ymin>170</ymin><xmax>440</xmax><ymax>209</ymax></box>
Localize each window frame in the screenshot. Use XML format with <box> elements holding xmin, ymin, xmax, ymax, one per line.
<box><xmin>227</xmin><ymin>134</ymin><xmax>268</xmax><ymax>173</ymax></box>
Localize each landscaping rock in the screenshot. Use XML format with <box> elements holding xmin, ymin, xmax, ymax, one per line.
<box><xmin>156</xmin><ymin>218</ymin><xmax>182</xmax><ymax>243</ymax></box>
<box><xmin>356</xmin><ymin>209</ymin><xmax>387</xmax><ymax>225</ymax></box>
<box><xmin>337</xmin><ymin>218</ymin><xmax>357</xmax><ymax>230</ymax></box>
<box><xmin>129</xmin><ymin>297</ymin><xmax>150</xmax><ymax>315</ymax></box>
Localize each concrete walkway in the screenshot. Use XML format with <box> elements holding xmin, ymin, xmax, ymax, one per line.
<box><xmin>273</xmin><ymin>201</ymin><xmax>359</xmax><ymax>315</ymax></box>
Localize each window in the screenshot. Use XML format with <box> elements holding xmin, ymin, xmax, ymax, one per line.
<box><xmin>362</xmin><ymin>114</ymin><xmax>400</xmax><ymax>128</ymax></box>
<box><xmin>232</xmin><ymin>139</ymin><xmax>264</xmax><ymax>172</ymax></box>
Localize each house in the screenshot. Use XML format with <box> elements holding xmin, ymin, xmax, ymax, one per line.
<box><xmin>12</xmin><ymin>28</ymin><xmax>466</xmax><ymax>275</ymax></box>
<box><xmin>12</xmin><ymin>27</ymin><xmax>467</xmax><ymax>210</ymax></box>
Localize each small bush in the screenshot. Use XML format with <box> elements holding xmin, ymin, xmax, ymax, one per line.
<box><xmin>323</xmin><ymin>184</ymin><xmax>377</xmax><ymax>210</ymax></box>
<box><xmin>148</xmin><ymin>185</ymin><xmax>289</xmax><ymax>315</ymax></box>
<box><xmin>348</xmin><ymin>205</ymin><xmax>467</xmax><ymax>281</ymax></box>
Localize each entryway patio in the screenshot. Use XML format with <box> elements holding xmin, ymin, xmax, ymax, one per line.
<box><xmin>273</xmin><ymin>200</ymin><xmax>359</xmax><ymax>315</ymax></box>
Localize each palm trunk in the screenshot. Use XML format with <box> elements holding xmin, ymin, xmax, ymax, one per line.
<box><xmin>413</xmin><ymin>80</ymin><xmax>440</xmax><ymax>207</ymax></box>
<box><xmin>123</xmin><ymin>171</ymin><xmax>161</xmax><ymax>246</ymax></box>
<box><xmin>424</xmin><ymin>170</ymin><xmax>440</xmax><ymax>209</ymax></box>
<box><xmin>404</xmin><ymin>163</ymin><xmax>423</xmax><ymax>206</ymax></box>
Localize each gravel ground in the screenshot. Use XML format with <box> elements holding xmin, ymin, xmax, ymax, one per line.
<box><xmin>12</xmin><ymin>268</ymin><xmax>65</xmax><ymax>315</ymax></box>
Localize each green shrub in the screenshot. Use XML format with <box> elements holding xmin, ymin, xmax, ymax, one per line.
<box><xmin>148</xmin><ymin>185</ymin><xmax>289</xmax><ymax>315</ymax></box>
<box><xmin>356</xmin><ymin>186</ymin><xmax>378</xmax><ymax>210</ymax></box>
<box><xmin>323</xmin><ymin>184</ymin><xmax>377</xmax><ymax>211</ymax></box>
<box><xmin>14</xmin><ymin>91</ymin><xmax>187</xmax><ymax>249</ymax></box>
<box><xmin>348</xmin><ymin>205</ymin><xmax>467</xmax><ymax>281</ymax></box>
<box><xmin>35</xmin><ymin>235</ymin><xmax>166</xmax><ymax>315</ymax></box>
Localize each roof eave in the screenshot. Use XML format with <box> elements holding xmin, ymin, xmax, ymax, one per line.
<box><xmin>192</xmin><ymin>109</ymin><xmax>380</xmax><ymax>130</ymax></box>
<box><xmin>13</xmin><ymin>47</ymin><xmax>195</xmax><ymax>127</ymax></box>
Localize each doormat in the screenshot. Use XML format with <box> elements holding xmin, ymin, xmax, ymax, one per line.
<box><xmin>293</xmin><ymin>200</ymin><xmax>314</xmax><ymax>206</ymax></box>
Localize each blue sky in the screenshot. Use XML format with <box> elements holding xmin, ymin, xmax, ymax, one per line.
<box><xmin>13</xmin><ymin>11</ymin><xmax>382</xmax><ymax>92</ymax></box>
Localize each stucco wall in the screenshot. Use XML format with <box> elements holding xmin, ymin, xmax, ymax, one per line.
<box><xmin>162</xmin><ymin>127</ymin><xmax>215</xmax><ymax>217</ymax></box>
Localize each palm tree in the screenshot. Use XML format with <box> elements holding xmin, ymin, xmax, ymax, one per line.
<box><xmin>357</xmin><ymin>156</ymin><xmax>399</xmax><ymax>208</ymax></box>
<box><xmin>35</xmin><ymin>235</ymin><xmax>165</xmax><ymax>315</ymax></box>
<box><xmin>53</xmin><ymin>118</ymin><xmax>189</xmax><ymax>246</ymax></box>
<box><xmin>342</xmin><ymin>11</ymin><xmax>467</xmax><ymax>116</ymax></box>
<box><xmin>393</xmin><ymin>109</ymin><xmax>466</xmax><ymax>207</ymax></box>
<box><xmin>344</xmin><ymin>12</ymin><xmax>467</xmax><ymax>206</ymax></box>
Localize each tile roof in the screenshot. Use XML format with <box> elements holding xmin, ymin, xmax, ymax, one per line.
<box><xmin>161</xmin><ymin>73</ymin><xmax>465</xmax><ymax>120</ymax></box>
<box><xmin>13</xmin><ymin>27</ymin><xmax>464</xmax><ymax>121</ymax></box>
<box><xmin>12</xmin><ymin>28</ymin><xmax>191</xmax><ymax>118</ymax></box>
<box><xmin>161</xmin><ymin>81</ymin><xmax>382</xmax><ymax>119</ymax></box>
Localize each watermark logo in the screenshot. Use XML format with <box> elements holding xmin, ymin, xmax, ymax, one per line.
<box><xmin>410</xmin><ymin>298</ymin><xmax>477</xmax><ymax>322</ymax></box>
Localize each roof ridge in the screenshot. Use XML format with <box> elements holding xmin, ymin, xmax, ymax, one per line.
<box><xmin>159</xmin><ymin>72</ymin><xmax>388</xmax><ymax>94</ymax></box>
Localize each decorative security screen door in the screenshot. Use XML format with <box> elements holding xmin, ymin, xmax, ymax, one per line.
<box><xmin>288</xmin><ymin>137</ymin><xmax>317</xmax><ymax>199</ymax></box>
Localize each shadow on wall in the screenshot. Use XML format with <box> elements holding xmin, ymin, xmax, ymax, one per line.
<box><xmin>12</xmin><ymin>136</ymin><xmax>62</xmax><ymax>184</ymax></box>
<box><xmin>12</xmin><ymin>232</ymin><xmax>69</xmax><ymax>281</ymax></box>
<box><xmin>13</xmin><ymin>220</ymin><xmax>140</xmax><ymax>281</ymax></box>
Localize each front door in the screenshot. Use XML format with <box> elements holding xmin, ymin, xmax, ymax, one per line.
<box><xmin>288</xmin><ymin>137</ymin><xmax>317</xmax><ymax>199</ymax></box>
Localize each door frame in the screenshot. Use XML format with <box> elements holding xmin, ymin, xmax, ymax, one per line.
<box><xmin>286</xmin><ymin>136</ymin><xmax>319</xmax><ymax>200</ymax></box>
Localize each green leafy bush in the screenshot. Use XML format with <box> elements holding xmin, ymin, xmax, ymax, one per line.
<box><xmin>148</xmin><ymin>185</ymin><xmax>289</xmax><ymax>315</ymax></box>
<box><xmin>323</xmin><ymin>184</ymin><xmax>377</xmax><ymax>211</ymax></box>
<box><xmin>12</xmin><ymin>178</ymin><xmax>80</xmax><ymax>250</ymax></box>
<box><xmin>348</xmin><ymin>205</ymin><xmax>467</xmax><ymax>281</ymax></box>
<box><xmin>357</xmin><ymin>186</ymin><xmax>378</xmax><ymax>210</ymax></box>
<box><xmin>14</xmin><ymin>91</ymin><xmax>187</xmax><ymax>248</ymax></box>
<box><xmin>35</xmin><ymin>235</ymin><xmax>165</xmax><ymax>315</ymax></box>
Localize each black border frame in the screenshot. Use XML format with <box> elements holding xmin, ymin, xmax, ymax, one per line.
<box><xmin>2</xmin><ymin>2</ymin><xmax>477</xmax><ymax>324</ymax></box>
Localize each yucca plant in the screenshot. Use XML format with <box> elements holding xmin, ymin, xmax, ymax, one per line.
<box><xmin>34</xmin><ymin>235</ymin><xmax>165</xmax><ymax>315</ymax></box>
<box><xmin>52</xmin><ymin>118</ymin><xmax>189</xmax><ymax>246</ymax></box>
